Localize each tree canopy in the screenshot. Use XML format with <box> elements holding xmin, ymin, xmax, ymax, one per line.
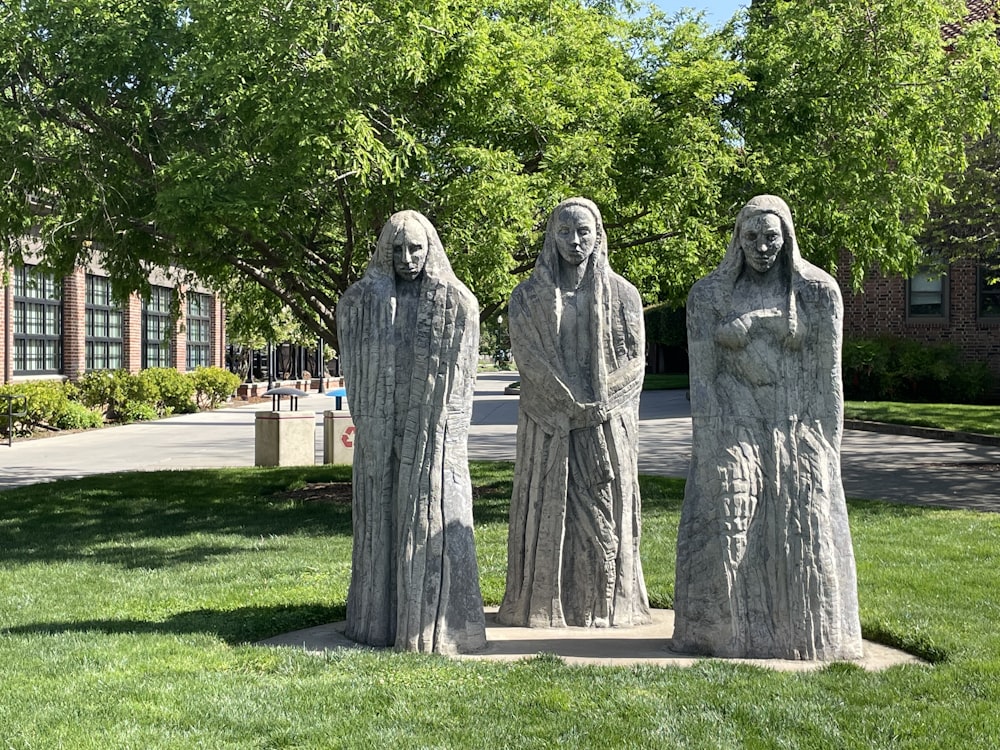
<box><xmin>737</xmin><ymin>0</ymin><xmax>1000</xmax><ymax>281</ymax></box>
<box><xmin>1</xmin><ymin>0</ymin><xmax>998</xmax><ymax>346</ymax></box>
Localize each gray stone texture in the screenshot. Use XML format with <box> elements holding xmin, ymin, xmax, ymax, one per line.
<box><xmin>498</xmin><ymin>197</ymin><xmax>651</xmax><ymax>628</ymax></box>
<box><xmin>673</xmin><ymin>195</ymin><xmax>863</xmax><ymax>660</ymax></box>
<box><xmin>337</xmin><ymin>210</ymin><xmax>487</xmax><ymax>654</ymax></box>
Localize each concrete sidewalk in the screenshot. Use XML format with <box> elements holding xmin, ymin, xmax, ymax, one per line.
<box><xmin>3</xmin><ymin>371</ymin><xmax>998</xmax><ymax>512</ymax></box>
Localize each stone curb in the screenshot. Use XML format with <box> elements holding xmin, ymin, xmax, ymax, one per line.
<box><xmin>844</xmin><ymin>419</ymin><xmax>1000</xmax><ymax>448</ymax></box>
<box><xmin>258</xmin><ymin>608</ymin><xmax>924</xmax><ymax>672</ymax></box>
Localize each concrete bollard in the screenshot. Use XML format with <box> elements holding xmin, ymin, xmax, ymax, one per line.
<box><xmin>254</xmin><ymin>411</ymin><xmax>316</xmax><ymax>467</ymax></box>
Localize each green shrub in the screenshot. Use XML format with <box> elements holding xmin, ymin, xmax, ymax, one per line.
<box><xmin>0</xmin><ymin>381</ymin><xmax>59</xmax><ymax>435</ymax></box>
<box><xmin>54</xmin><ymin>400</ymin><xmax>104</xmax><ymax>430</ymax></box>
<box><xmin>12</xmin><ymin>381</ymin><xmax>68</xmax><ymax>427</ymax></box>
<box><xmin>78</xmin><ymin>370</ymin><xmax>125</xmax><ymax>418</ymax></box>
<box><xmin>843</xmin><ymin>337</ymin><xmax>994</xmax><ymax>403</ymax></box>
<box><xmin>77</xmin><ymin>370</ymin><xmax>157</xmax><ymax>423</ymax></box>
<box><xmin>189</xmin><ymin>367</ymin><xmax>241</xmax><ymax>409</ymax></box>
<box><xmin>0</xmin><ymin>381</ymin><xmax>103</xmax><ymax>435</ymax></box>
<box><xmin>138</xmin><ymin>368</ymin><xmax>196</xmax><ymax>415</ymax></box>
<box><xmin>117</xmin><ymin>401</ymin><xmax>160</xmax><ymax>423</ymax></box>
<box><xmin>644</xmin><ymin>303</ymin><xmax>687</xmax><ymax>346</ymax></box>
<box><xmin>948</xmin><ymin>360</ymin><xmax>995</xmax><ymax>404</ymax></box>
<box><xmin>842</xmin><ymin>338</ymin><xmax>892</xmax><ymax>398</ymax></box>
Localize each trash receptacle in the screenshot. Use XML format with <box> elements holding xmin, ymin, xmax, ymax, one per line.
<box><xmin>255</xmin><ymin>387</ymin><xmax>315</xmax><ymax>467</ymax></box>
<box><xmin>324</xmin><ymin>411</ymin><xmax>355</xmax><ymax>465</ymax></box>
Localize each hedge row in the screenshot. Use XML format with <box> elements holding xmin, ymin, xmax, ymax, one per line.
<box><xmin>842</xmin><ymin>337</ymin><xmax>994</xmax><ymax>404</ymax></box>
<box><xmin>0</xmin><ymin>367</ymin><xmax>242</xmax><ymax>437</ymax></box>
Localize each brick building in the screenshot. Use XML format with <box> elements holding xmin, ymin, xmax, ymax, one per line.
<box><xmin>2</xmin><ymin>244</ymin><xmax>225</xmax><ymax>384</ymax></box>
<box><xmin>836</xmin><ymin>259</ymin><xmax>1000</xmax><ymax>378</ymax></box>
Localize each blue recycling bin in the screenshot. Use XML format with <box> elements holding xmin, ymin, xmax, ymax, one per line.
<box><xmin>326</xmin><ymin>387</ymin><xmax>347</xmax><ymax>411</ymax></box>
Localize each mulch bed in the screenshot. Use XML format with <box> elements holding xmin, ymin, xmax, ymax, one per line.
<box><xmin>270</xmin><ymin>481</ymin><xmax>494</xmax><ymax>504</ymax></box>
<box><xmin>271</xmin><ymin>482</ymin><xmax>353</xmax><ymax>504</ymax></box>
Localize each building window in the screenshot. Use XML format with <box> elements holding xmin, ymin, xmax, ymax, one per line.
<box><xmin>13</xmin><ymin>265</ymin><xmax>62</xmax><ymax>374</ymax></box>
<box><xmin>979</xmin><ymin>266</ymin><xmax>1000</xmax><ymax>319</ymax></box>
<box><xmin>186</xmin><ymin>292</ymin><xmax>212</xmax><ymax>370</ymax></box>
<box><xmin>907</xmin><ymin>271</ymin><xmax>948</xmax><ymax>319</ymax></box>
<box><xmin>85</xmin><ymin>275</ymin><xmax>124</xmax><ymax>370</ymax></box>
<box><xmin>142</xmin><ymin>286</ymin><xmax>173</xmax><ymax>368</ymax></box>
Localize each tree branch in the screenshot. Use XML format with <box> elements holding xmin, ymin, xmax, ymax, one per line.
<box><xmin>337</xmin><ymin>181</ymin><xmax>357</xmax><ymax>288</ymax></box>
<box><xmin>612</xmin><ymin>231</ymin><xmax>682</xmax><ymax>251</ymax></box>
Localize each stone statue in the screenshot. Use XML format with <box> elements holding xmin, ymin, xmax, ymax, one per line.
<box><xmin>673</xmin><ymin>194</ymin><xmax>863</xmax><ymax>660</ymax></box>
<box><xmin>498</xmin><ymin>197</ymin><xmax>651</xmax><ymax>628</ymax></box>
<box><xmin>337</xmin><ymin>210</ymin><xmax>487</xmax><ymax>654</ymax></box>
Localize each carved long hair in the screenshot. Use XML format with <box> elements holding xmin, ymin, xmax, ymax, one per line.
<box><xmin>527</xmin><ymin>196</ymin><xmax>613</xmax><ymax>399</ymax></box>
<box><xmin>716</xmin><ymin>194</ymin><xmax>802</xmax><ymax>342</ymax></box>
<box><xmin>365</xmin><ymin>209</ymin><xmax>459</xmax><ymax>284</ymax></box>
<box><xmin>534</xmin><ymin>196</ymin><xmax>610</xmax><ymax>288</ymax></box>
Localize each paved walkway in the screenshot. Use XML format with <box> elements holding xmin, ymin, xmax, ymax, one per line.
<box><xmin>2</xmin><ymin>371</ymin><xmax>998</xmax><ymax>512</ymax></box>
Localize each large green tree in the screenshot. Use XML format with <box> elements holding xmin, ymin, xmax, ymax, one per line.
<box><xmin>0</xmin><ymin>0</ymin><xmax>741</xmax><ymax>345</ymax></box>
<box><xmin>921</xmin><ymin>131</ymin><xmax>1000</xmax><ymax>267</ymax></box>
<box><xmin>3</xmin><ymin>0</ymin><xmax>997</xmax><ymax>348</ymax></box>
<box><xmin>734</xmin><ymin>0</ymin><xmax>1000</xmax><ymax>283</ymax></box>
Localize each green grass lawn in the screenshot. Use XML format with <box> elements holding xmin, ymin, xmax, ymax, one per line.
<box><xmin>1</xmin><ymin>463</ymin><xmax>998</xmax><ymax>747</ymax></box>
<box><xmin>642</xmin><ymin>373</ymin><xmax>689</xmax><ymax>390</ymax></box>
<box><xmin>844</xmin><ymin>401</ymin><xmax>1000</xmax><ymax>436</ymax></box>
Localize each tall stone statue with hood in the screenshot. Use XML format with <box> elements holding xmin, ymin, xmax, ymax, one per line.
<box><xmin>337</xmin><ymin>210</ymin><xmax>487</xmax><ymax>654</ymax></box>
<box><xmin>673</xmin><ymin>194</ymin><xmax>863</xmax><ymax>660</ymax></box>
<box><xmin>498</xmin><ymin>197</ymin><xmax>651</xmax><ymax>628</ymax></box>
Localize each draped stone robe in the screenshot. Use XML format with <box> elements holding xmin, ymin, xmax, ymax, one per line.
<box><xmin>673</xmin><ymin>195</ymin><xmax>863</xmax><ymax>660</ymax></box>
<box><xmin>337</xmin><ymin>212</ymin><xmax>486</xmax><ymax>655</ymax></box>
<box><xmin>498</xmin><ymin>198</ymin><xmax>651</xmax><ymax>628</ymax></box>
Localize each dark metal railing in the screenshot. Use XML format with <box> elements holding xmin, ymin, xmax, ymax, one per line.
<box><xmin>1</xmin><ymin>393</ymin><xmax>27</xmax><ymax>448</ymax></box>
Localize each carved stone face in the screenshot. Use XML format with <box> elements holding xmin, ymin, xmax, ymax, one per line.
<box><xmin>392</xmin><ymin>217</ymin><xmax>429</xmax><ymax>281</ymax></box>
<box><xmin>740</xmin><ymin>212</ymin><xmax>784</xmax><ymax>274</ymax></box>
<box><xmin>554</xmin><ymin>205</ymin><xmax>597</xmax><ymax>266</ymax></box>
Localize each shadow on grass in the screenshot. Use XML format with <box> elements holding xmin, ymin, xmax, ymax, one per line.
<box><xmin>83</xmin><ymin>542</ymin><xmax>260</xmax><ymax>569</ymax></box>
<box><xmin>0</xmin><ymin>466</ymin><xmax>354</xmax><ymax>567</ymax></box>
<box><xmin>1</xmin><ymin>603</ymin><xmax>347</xmax><ymax>645</ymax></box>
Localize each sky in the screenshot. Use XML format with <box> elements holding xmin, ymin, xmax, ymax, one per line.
<box><xmin>651</xmin><ymin>1</ymin><xmax>747</xmax><ymax>26</ymax></box>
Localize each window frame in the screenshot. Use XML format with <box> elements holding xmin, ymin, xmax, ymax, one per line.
<box><xmin>12</xmin><ymin>265</ymin><xmax>62</xmax><ymax>375</ymax></box>
<box><xmin>142</xmin><ymin>285</ymin><xmax>173</xmax><ymax>369</ymax></box>
<box><xmin>905</xmin><ymin>268</ymin><xmax>949</xmax><ymax>322</ymax></box>
<box><xmin>84</xmin><ymin>274</ymin><xmax>124</xmax><ymax>371</ymax></box>
<box><xmin>977</xmin><ymin>265</ymin><xmax>1000</xmax><ymax>322</ymax></box>
<box><xmin>186</xmin><ymin>292</ymin><xmax>212</xmax><ymax>370</ymax></box>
